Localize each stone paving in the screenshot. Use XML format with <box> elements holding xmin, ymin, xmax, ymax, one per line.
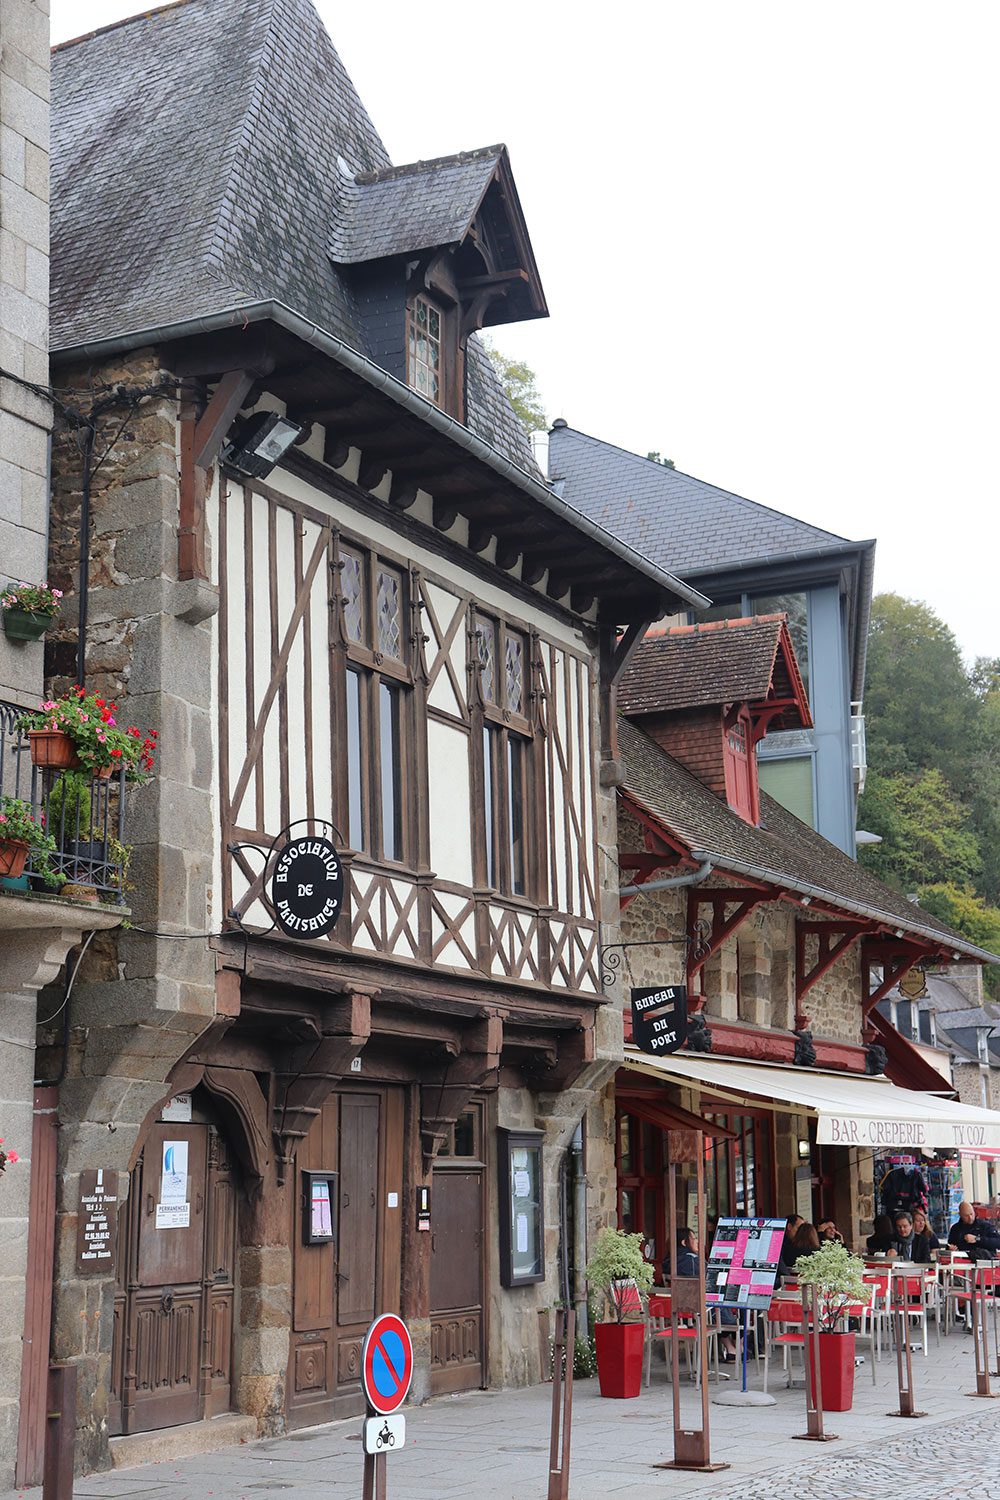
<box><xmin>6</xmin><ymin>1325</ymin><xmax>1000</xmax><ymax>1499</ymax></box>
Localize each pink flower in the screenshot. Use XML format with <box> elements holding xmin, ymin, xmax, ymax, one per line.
<box><xmin>7</xmin><ymin>1151</ymin><xmax>18</xmax><ymax>1164</ymax></box>
<box><xmin>52</xmin><ymin>589</ymin><xmax>62</xmax><ymax>599</ymax></box>
<box><xmin>79</xmin><ymin>712</ymin><xmax>88</xmax><ymax>722</ymax></box>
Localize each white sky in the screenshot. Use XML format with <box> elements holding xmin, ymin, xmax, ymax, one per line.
<box><xmin>51</xmin><ymin>1</ymin><xmax>999</xmax><ymax>663</ymax></box>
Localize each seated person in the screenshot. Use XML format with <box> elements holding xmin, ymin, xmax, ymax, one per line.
<box><xmin>889</xmin><ymin>1211</ymin><xmax>919</xmax><ymax>1261</ymax></box>
<box><xmin>911</xmin><ymin>1207</ymin><xmax>940</xmax><ymax>1260</ymax></box>
<box><xmin>948</xmin><ymin>1202</ymin><xmax>1000</xmax><ymax>1262</ymax></box>
<box><xmin>777</xmin><ymin>1213</ymin><xmax>804</xmax><ymax>1279</ymax></box>
<box><xmin>817</xmin><ymin>1218</ymin><xmax>844</xmax><ymax>1246</ymax></box>
<box><xmin>666</xmin><ymin>1226</ymin><xmax>738</xmax><ymax>1362</ymax></box>
<box><xmin>778</xmin><ymin>1221</ymin><xmax>820</xmax><ymax>1285</ymax></box>
<box><xmin>866</xmin><ymin>1214</ymin><xmax>894</xmax><ymax>1254</ymax></box>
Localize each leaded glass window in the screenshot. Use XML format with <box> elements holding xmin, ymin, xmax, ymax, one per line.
<box><xmin>505</xmin><ymin>632</ymin><xmax>525</xmax><ymax>717</ymax></box>
<box><xmin>341</xmin><ymin>549</ymin><xmax>364</xmax><ymax>644</ymax></box>
<box><xmin>376</xmin><ymin>567</ymin><xmax>403</xmax><ymax>660</ymax></box>
<box><xmin>408</xmin><ymin>295</ymin><xmax>442</xmax><ymax>406</ymax></box>
<box><xmin>476</xmin><ymin>615</ymin><xmax>497</xmax><ymax>704</ymax></box>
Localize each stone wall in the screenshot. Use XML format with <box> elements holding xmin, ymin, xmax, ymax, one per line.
<box><xmin>44</xmin><ymin>352</ymin><xmax>219</xmax><ymax>1471</ymax></box>
<box><xmin>0</xmin><ymin>0</ymin><xmax>50</xmax><ymax>705</ymax></box>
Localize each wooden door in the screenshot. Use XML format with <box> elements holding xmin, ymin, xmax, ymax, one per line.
<box><xmin>429</xmin><ymin>1111</ymin><xmax>485</xmax><ymax>1395</ymax></box>
<box><xmin>289</xmin><ymin>1089</ymin><xmax>401</xmax><ymax>1429</ymax></box>
<box><xmin>110</xmin><ymin>1119</ymin><xmax>237</xmax><ymax>1436</ymax></box>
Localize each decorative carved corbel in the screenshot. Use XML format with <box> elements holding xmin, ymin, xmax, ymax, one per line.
<box><xmin>420</xmin><ymin>1014</ymin><xmax>503</xmax><ymax>1165</ymax></box>
<box><xmin>273</xmin><ymin>990</ymin><xmax>373</xmax><ymax>1181</ymax></box>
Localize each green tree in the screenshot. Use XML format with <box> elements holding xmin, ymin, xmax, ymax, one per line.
<box><xmin>859</xmin><ymin>766</ymin><xmax>980</xmax><ymax>892</ymax></box>
<box><xmin>484</xmin><ymin>342</ymin><xmax>547</xmax><ymax>433</ymax></box>
<box><xmin>646</xmin><ymin>450</ymin><xmax>676</xmax><ymax>469</ymax></box>
<box><xmin>916</xmin><ymin>883</ymin><xmax>1000</xmax><ymax>995</ymax></box>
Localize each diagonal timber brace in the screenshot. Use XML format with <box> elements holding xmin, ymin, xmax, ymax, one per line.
<box><xmin>795</xmin><ymin>919</ymin><xmax>872</xmax><ymax>1029</ymax></box>
<box><xmin>686</xmin><ymin>888</ymin><xmax>773</xmax><ymax>997</ymax></box>
<box><xmin>861</xmin><ymin>938</ymin><xmax>936</xmax><ymax>1040</ymax></box>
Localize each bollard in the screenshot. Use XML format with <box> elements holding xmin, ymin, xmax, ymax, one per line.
<box><xmin>43</xmin><ymin>1362</ymin><xmax>76</xmax><ymax>1500</ymax></box>
<box><xmin>887</xmin><ymin>1272</ymin><xmax>925</xmax><ymax>1417</ymax></box>
<box><xmin>966</xmin><ymin>1265</ymin><xmax>1000</xmax><ymax>1398</ymax></box>
<box><xmin>546</xmin><ymin>1308</ymin><xmax>575</xmax><ymax>1500</ymax></box>
<box><xmin>792</xmin><ymin>1283</ymin><xmax>838</xmax><ymax>1443</ymax></box>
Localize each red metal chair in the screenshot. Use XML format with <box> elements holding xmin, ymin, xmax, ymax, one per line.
<box><xmin>762</xmin><ymin>1297</ymin><xmax>806</xmax><ymax>1391</ymax></box>
<box><xmin>644</xmin><ymin>1292</ymin><xmax>721</xmax><ymax>1387</ymax></box>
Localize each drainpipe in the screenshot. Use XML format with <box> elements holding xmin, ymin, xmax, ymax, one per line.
<box><xmin>75</xmin><ymin>421</ymin><xmax>96</xmax><ymax>688</ymax></box>
<box><xmin>569</xmin><ymin>1122</ymin><xmax>587</xmax><ymax>1336</ymax></box>
<box><xmin>619</xmin><ymin>851</ymin><xmax>714</xmax><ymax>897</ymax></box>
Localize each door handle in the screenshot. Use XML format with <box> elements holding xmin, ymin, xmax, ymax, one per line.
<box><xmin>146</xmin><ymin>1193</ymin><xmax>154</xmax><ymax>1215</ymax></box>
<box><xmin>196</xmin><ymin>1192</ymin><xmax>204</xmax><ymax>1214</ymax></box>
<box><xmin>342</xmin><ymin>1191</ymin><xmax>350</xmax><ymax>1209</ymax></box>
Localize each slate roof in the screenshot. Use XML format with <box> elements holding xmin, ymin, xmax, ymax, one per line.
<box><xmin>618</xmin><ymin>716</ymin><xmax>1000</xmax><ymax>964</ymax></box>
<box><xmin>548</xmin><ymin>424</ymin><xmax>851</xmax><ymax>577</ymax></box>
<box><xmin>618</xmin><ymin>615</ymin><xmax>811</xmax><ymax>727</ymax></box>
<box><xmin>329</xmin><ymin>149</ymin><xmax>503</xmax><ymax>264</ymax></box>
<box><xmin>50</xmin><ymin>0</ymin><xmax>537</xmax><ymax>472</ymax></box>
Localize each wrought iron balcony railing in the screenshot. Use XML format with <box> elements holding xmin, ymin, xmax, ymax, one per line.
<box><xmin>0</xmin><ymin>699</ymin><xmax>128</xmax><ymax>903</ymax></box>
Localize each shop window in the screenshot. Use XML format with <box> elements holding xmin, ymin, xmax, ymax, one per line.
<box><xmin>338</xmin><ymin>543</ymin><xmax>413</xmax><ymax>864</ymax></box>
<box><xmin>497</xmin><ymin>1128</ymin><xmax>544</xmax><ymax>1286</ymax></box>
<box><xmin>615</xmin><ymin>1106</ymin><xmax>665</xmax><ymax>1267</ymax></box>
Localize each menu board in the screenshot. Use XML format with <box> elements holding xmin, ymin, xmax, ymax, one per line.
<box><xmin>705</xmin><ymin>1217</ymin><xmax>785</xmax><ymax>1311</ymax></box>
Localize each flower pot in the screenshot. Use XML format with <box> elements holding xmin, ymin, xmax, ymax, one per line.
<box><xmin>594</xmin><ymin>1321</ymin><xmax>644</xmax><ymax>1398</ymax></box>
<box><xmin>93</xmin><ymin>763</ymin><xmax>115</xmax><ymax>781</ymax></box>
<box><xmin>2</xmin><ymin>608</ymin><xmax>51</xmax><ymax>642</ymax></box>
<box><xmin>28</xmin><ymin>728</ymin><xmax>80</xmax><ymax>771</ymax></box>
<box><xmin>808</xmin><ymin>1330</ymin><xmax>856</xmax><ymax>1411</ymax></box>
<box><xmin>0</xmin><ymin>839</ymin><xmax>30</xmax><ymax>880</ymax></box>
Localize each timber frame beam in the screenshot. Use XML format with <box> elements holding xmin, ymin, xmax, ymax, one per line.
<box><xmin>686</xmin><ymin>887</ymin><xmax>774</xmax><ymax>1001</ymax></box>
<box><xmin>794</xmin><ymin>918</ymin><xmax>873</xmax><ymax>1030</ymax></box>
<box><xmin>860</xmin><ymin>937</ymin><xmax>940</xmax><ymax>1040</ymax></box>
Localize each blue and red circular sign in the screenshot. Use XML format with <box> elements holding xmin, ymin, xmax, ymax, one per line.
<box><xmin>361</xmin><ymin>1314</ymin><xmax>413</xmax><ymax>1416</ymax></box>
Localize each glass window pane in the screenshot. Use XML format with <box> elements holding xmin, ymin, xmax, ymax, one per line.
<box><xmin>380</xmin><ymin>682</ymin><xmax>402</xmax><ymax>860</ymax></box>
<box><xmin>454</xmin><ymin>1112</ymin><xmax>476</xmax><ymax>1157</ymax></box>
<box><xmin>483</xmin><ymin>725</ymin><xmax>496</xmax><ymax>887</ymax></box>
<box><xmin>619</xmin><ymin>1114</ymin><xmax>632</xmax><ymax>1174</ymax></box>
<box><xmin>476</xmin><ymin>616</ymin><xmax>497</xmax><ymax>703</ymax></box>
<box><xmin>505</xmin><ymin>631</ymin><xmax>525</xmax><ymax>716</ymax></box>
<box><xmin>376</xmin><ymin>566</ymin><xmax>402</xmax><ymax>659</ymax></box>
<box><xmin>341</xmin><ymin>549</ymin><xmax>365</xmax><ymax>644</ymax></box>
<box><xmin>620</xmin><ymin>1188</ymin><xmax>635</xmax><ymax>1233</ymax></box>
<box><xmin>346</xmin><ymin>668</ymin><xmax>364</xmax><ymax>850</ymax></box>
<box><xmin>508</xmin><ymin>734</ymin><xmax>526</xmax><ymax>896</ymax></box>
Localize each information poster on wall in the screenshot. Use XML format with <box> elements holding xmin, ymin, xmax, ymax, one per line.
<box><xmin>705</xmin><ymin>1217</ymin><xmax>786</xmax><ymax>1311</ymax></box>
<box><xmin>155</xmin><ymin>1139</ymin><xmax>191</xmax><ymax>1229</ymax></box>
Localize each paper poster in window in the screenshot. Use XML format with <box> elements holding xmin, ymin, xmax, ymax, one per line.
<box><xmin>160</xmin><ymin>1141</ymin><xmax>188</xmax><ymax>1205</ymax></box>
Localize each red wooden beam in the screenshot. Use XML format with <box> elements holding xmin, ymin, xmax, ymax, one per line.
<box><xmin>687</xmin><ymin>889</ymin><xmax>772</xmax><ymax>989</ymax></box>
<box><xmin>860</xmin><ymin>938</ymin><xmax>937</xmax><ymax>1039</ymax></box>
<box><xmin>794</xmin><ymin>919</ymin><xmax>872</xmax><ymax>1029</ymax></box>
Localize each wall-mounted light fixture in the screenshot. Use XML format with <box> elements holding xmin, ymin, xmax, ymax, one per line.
<box><xmin>797</xmin><ymin>1139</ymin><xmax>811</xmax><ymax>1160</ymax></box>
<box><xmin>220</xmin><ymin>412</ymin><xmax>305</xmax><ymax>479</ymax></box>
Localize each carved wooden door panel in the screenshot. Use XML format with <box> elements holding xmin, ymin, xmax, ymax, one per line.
<box><xmin>110</xmin><ymin>1120</ymin><xmax>237</xmax><ymax>1436</ymax></box>
<box><xmin>288</xmin><ymin>1091</ymin><xmax>383</xmax><ymax>1429</ymax></box>
<box><xmin>429</xmin><ymin>1168</ymin><xmax>484</xmax><ymax>1394</ymax></box>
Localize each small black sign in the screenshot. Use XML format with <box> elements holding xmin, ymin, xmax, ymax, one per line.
<box><xmin>271</xmin><ymin>836</ymin><xmax>344</xmax><ymax>939</ymax></box>
<box><xmin>631</xmin><ymin>985</ymin><xmax>688</xmax><ymax>1056</ymax></box>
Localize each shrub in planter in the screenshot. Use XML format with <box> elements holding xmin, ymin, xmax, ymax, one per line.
<box><xmin>18</xmin><ymin>689</ymin><xmax>157</xmax><ymax>781</ymax></box>
<box><xmin>584</xmin><ymin>1228</ymin><xmax>653</xmax><ymax>1398</ymax></box>
<box><xmin>794</xmin><ymin>1241</ymin><xmax>869</xmax><ymax>1411</ymax></box>
<box><xmin>1</xmin><ymin>582</ymin><xmax>62</xmax><ymax>642</ymax></box>
<box><xmin>0</xmin><ymin>796</ymin><xmax>64</xmax><ymax>888</ymax></box>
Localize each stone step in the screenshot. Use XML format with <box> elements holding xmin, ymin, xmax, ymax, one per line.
<box><xmin>109</xmin><ymin>1412</ymin><xmax>257</xmax><ymax>1470</ymax></box>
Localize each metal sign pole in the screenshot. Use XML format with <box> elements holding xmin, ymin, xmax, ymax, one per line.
<box><xmin>362</xmin><ymin>1452</ymin><xmax>386</xmax><ymax>1500</ymax></box>
<box><xmin>793</xmin><ymin>1282</ymin><xmax>838</xmax><ymax>1442</ymax></box>
<box><xmin>547</xmin><ymin>1307</ymin><xmax>575</xmax><ymax>1500</ymax></box>
<box><xmin>655</xmin><ymin>1143</ymin><xmax>728</xmax><ymax>1474</ymax></box>
<box><xmin>887</xmin><ymin>1271</ymin><xmax>925</xmax><ymax>1417</ymax></box>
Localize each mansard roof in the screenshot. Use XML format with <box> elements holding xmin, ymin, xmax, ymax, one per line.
<box><xmin>50</xmin><ymin>0</ymin><xmax>537</xmax><ymax>466</ymax></box>
<box><xmin>618</xmin><ymin>614</ymin><xmax>811</xmax><ymax>730</ymax></box>
<box><xmin>618</xmin><ymin>716</ymin><xmax>999</xmax><ymax>965</ymax></box>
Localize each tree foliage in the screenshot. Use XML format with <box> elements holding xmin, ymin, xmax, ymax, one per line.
<box><xmin>484</xmin><ymin>341</ymin><xmax>547</xmax><ymax>433</ymax></box>
<box><xmin>646</xmin><ymin>450</ymin><xmax>676</xmax><ymax>469</ymax></box>
<box><xmin>859</xmin><ymin>594</ymin><xmax>1000</xmax><ymax>973</ymax></box>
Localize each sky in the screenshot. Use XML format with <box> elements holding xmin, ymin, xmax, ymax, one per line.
<box><xmin>50</xmin><ymin>1</ymin><xmax>1000</xmax><ymax>663</ymax></box>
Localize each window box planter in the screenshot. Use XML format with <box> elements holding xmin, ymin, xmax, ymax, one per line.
<box><xmin>0</xmin><ymin>839</ymin><xmax>30</xmax><ymax>880</ymax></box>
<box><xmin>28</xmin><ymin>728</ymin><xmax>81</xmax><ymax>771</ymax></box>
<box><xmin>3</xmin><ymin>609</ymin><xmax>51</xmax><ymax>643</ymax></box>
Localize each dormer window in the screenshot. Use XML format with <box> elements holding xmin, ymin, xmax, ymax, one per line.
<box><xmin>408</xmin><ymin>295</ymin><xmax>444</xmax><ymax>406</ymax></box>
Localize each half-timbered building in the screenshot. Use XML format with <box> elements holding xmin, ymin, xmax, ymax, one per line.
<box><xmin>37</xmin><ymin>0</ymin><xmax>708</xmax><ymax>1472</ymax></box>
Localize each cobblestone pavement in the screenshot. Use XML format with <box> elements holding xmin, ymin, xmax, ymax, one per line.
<box><xmin>5</xmin><ymin>1326</ymin><xmax>1000</xmax><ymax>1499</ymax></box>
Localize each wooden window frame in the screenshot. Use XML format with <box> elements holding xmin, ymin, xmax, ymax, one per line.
<box><xmin>406</xmin><ymin>291</ymin><xmax>455</xmax><ymax>414</ymax></box>
<box><xmin>471</xmin><ymin>611</ymin><xmax>542</xmax><ymax>901</ymax></box>
<box><xmin>336</xmin><ymin>539</ymin><xmax>417</xmax><ymax>869</ymax></box>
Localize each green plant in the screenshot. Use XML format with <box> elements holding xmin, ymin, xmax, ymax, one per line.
<box><xmin>584</xmin><ymin>1227</ymin><xmax>654</xmax><ymax>1323</ymax></box>
<box><xmin>794</xmin><ymin>1242</ymin><xmax>869</xmax><ymax>1332</ymax></box>
<box><xmin>18</xmin><ymin>688</ymin><xmax>157</xmax><ymax>781</ymax></box>
<box><xmin>47</xmin><ymin>772</ymin><xmax>93</xmax><ymax>840</ymax></box>
<box><xmin>0</xmin><ymin>582</ymin><xmax>62</xmax><ymax>616</ymax></box>
<box><xmin>573</xmin><ymin>1331</ymin><xmax>597</xmax><ymax>1379</ymax></box>
<box><xmin>0</xmin><ymin>795</ymin><xmax>64</xmax><ymax>888</ymax></box>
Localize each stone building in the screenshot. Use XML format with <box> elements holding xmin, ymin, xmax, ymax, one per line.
<box><xmin>602</xmin><ymin>618</ymin><xmax>999</xmax><ymax>1261</ymax></box>
<box><xmin>38</xmin><ymin>0</ymin><xmax>706</xmax><ymax>1474</ymax></box>
<box><xmin>0</xmin><ymin>4</ymin><xmax>124</xmax><ymax>1488</ymax></box>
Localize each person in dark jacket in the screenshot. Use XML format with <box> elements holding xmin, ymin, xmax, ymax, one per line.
<box><xmin>866</xmin><ymin>1214</ymin><xmax>894</xmax><ymax>1254</ymax></box>
<box><xmin>948</xmin><ymin>1202</ymin><xmax>1000</xmax><ymax>1261</ymax></box>
<box><xmin>890</xmin><ymin>1212</ymin><xmax>919</xmax><ymax>1262</ymax></box>
<box><xmin>911</xmin><ymin>1207</ymin><xmax>941</xmax><ymax>1261</ymax></box>
<box><xmin>666</xmin><ymin>1226</ymin><xmax>737</xmax><ymax>1361</ymax></box>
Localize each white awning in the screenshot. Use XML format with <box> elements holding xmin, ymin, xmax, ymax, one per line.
<box><xmin>622</xmin><ymin>1048</ymin><xmax>1000</xmax><ymax>1151</ymax></box>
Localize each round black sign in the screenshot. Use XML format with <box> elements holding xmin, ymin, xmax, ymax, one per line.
<box><xmin>271</xmin><ymin>836</ymin><xmax>344</xmax><ymax>939</ymax></box>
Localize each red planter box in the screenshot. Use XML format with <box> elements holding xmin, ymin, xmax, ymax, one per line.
<box><xmin>808</xmin><ymin>1330</ymin><xmax>856</xmax><ymax>1411</ymax></box>
<box><xmin>595</xmin><ymin>1321</ymin><xmax>644</xmax><ymax>1398</ymax></box>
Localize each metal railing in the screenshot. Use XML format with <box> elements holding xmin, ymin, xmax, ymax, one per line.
<box><xmin>0</xmin><ymin>700</ymin><xmax>127</xmax><ymax>903</ymax></box>
<box><xmin>850</xmin><ymin>701</ymin><xmax>867</xmax><ymax>794</ymax></box>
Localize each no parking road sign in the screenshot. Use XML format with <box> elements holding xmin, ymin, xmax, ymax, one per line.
<box><xmin>362</xmin><ymin>1313</ymin><xmax>413</xmax><ymax>1417</ymax></box>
